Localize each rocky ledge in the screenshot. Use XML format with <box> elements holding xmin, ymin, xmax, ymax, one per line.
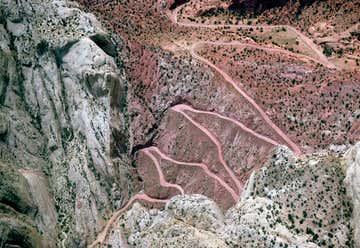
<box><xmin>0</xmin><ymin>0</ymin><xmax>129</xmax><ymax>246</ymax></box>
<box><xmin>0</xmin><ymin>0</ymin><xmax>359</xmax><ymax>247</ymax></box>
<box><xmin>105</xmin><ymin>144</ymin><xmax>359</xmax><ymax>247</ymax></box>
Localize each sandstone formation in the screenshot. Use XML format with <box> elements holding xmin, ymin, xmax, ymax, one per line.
<box><xmin>106</xmin><ymin>146</ymin><xmax>355</xmax><ymax>247</ymax></box>
<box><xmin>0</xmin><ymin>0</ymin><xmax>359</xmax><ymax>247</ymax></box>
<box><xmin>344</xmin><ymin>143</ymin><xmax>360</xmax><ymax>248</ymax></box>
<box><xmin>0</xmin><ymin>0</ymin><xmax>129</xmax><ymax>246</ymax></box>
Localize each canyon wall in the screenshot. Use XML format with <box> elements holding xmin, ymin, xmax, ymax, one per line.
<box><xmin>0</xmin><ymin>0</ymin><xmax>359</xmax><ymax>247</ymax></box>
<box><xmin>0</xmin><ymin>0</ymin><xmax>130</xmax><ymax>246</ymax></box>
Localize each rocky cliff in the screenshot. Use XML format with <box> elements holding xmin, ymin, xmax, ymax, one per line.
<box><xmin>0</xmin><ymin>0</ymin><xmax>359</xmax><ymax>247</ymax></box>
<box><xmin>345</xmin><ymin>143</ymin><xmax>360</xmax><ymax>248</ymax></box>
<box><xmin>0</xmin><ymin>0</ymin><xmax>130</xmax><ymax>246</ymax></box>
<box><xmin>104</xmin><ymin>146</ymin><xmax>357</xmax><ymax>247</ymax></box>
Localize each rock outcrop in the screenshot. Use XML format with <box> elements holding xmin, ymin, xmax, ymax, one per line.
<box><xmin>0</xmin><ymin>0</ymin><xmax>359</xmax><ymax>247</ymax></box>
<box><xmin>105</xmin><ymin>146</ymin><xmax>355</xmax><ymax>247</ymax></box>
<box><xmin>345</xmin><ymin>142</ymin><xmax>360</xmax><ymax>247</ymax></box>
<box><xmin>0</xmin><ymin>0</ymin><xmax>129</xmax><ymax>246</ymax></box>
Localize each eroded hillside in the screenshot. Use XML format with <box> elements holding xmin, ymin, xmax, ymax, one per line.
<box><xmin>0</xmin><ymin>0</ymin><xmax>359</xmax><ymax>247</ymax></box>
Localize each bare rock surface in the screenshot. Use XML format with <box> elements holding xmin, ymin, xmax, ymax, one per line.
<box><xmin>344</xmin><ymin>142</ymin><xmax>360</xmax><ymax>247</ymax></box>
<box><xmin>0</xmin><ymin>0</ymin><xmax>129</xmax><ymax>246</ymax></box>
<box><xmin>108</xmin><ymin>145</ymin><xmax>355</xmax><ymax>247</ymax></box>
<box><xmin>0</xmin><ymin>0</ymin><xmax>359</xmax><ymax>247</ymax></box>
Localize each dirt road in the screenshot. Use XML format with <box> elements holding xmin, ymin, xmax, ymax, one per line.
<box><xmin>169</xmin><ymin>5</ymin><xmax>335</xmax><ymax>69</ymax></box>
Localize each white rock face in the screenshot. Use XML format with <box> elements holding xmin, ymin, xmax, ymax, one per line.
<box><xmin>222</xmin><ymin>196</ymin><xmax>319</xmax><ymax>248</ymax></box>
<box><xmin>124</xmin><ymin>195</ymin><xmax>228</xmax><ymax>248</ymax></box>
<box><xmin>20</xmin><ymin>170</ymin><xmax>58</xmax><ymax>245</ymax></box>
<box><xmin>107</xmin><ymin>146</ymin><xmax>354</xmax><ymax>247</ymax></box>
<box><xmin>165</xmin><ymin>194</ymin><xmax>224</xmax><ymax>232</ymax></box>
<box><xmin>344</xmin><ymin>142</ymin><xmax>360</xmax><ymax>247</ymax></box>
<box><xmin>0</xmin><ymin>0</ymin><xmax>129</xmax><ymax>246</ymax></box>
<box><xmin>113</xmin><ymin>194</ymin><xmax>321</xmax><ymax>248</ymax></box>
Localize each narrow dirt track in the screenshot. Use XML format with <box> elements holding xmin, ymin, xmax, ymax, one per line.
<box><xmin>317</xmin><ymin>23</ymin><xmax>359</xmax><ymax>44</ymax></box>
<box><xmin>191</xmin><ymin>41</ymin><xmax>327</xmax><ymax>67</ymax></box>
<box><xmin>170</xmin><ymin>5</ymin><xmax>335</xmax><ymax>69</ymax></box>
<box><xmin>143</xmin><ymin>148</ymin><xmax>185</xmax><ymax>195</ymax></box>
<box><xmin>188</xmin><ymin>46</ymin><xmax>302</xmax><ymax>155</ymax></box>
<box><xmin>88</xmin><ymin>193</ymin><xmax>168</xmax><ymax>248</ymax></box>
<box><xmin>178</xmin><ymin>104</ymin><xmax>279</xmax><ymax>146</ymax></box>
<box><xmin>169</xmin><ymin>5</ymin><xmax>303</xmax><ymax>155</ymax></box>
<box><xmin>147</xmin><ymin>146</ymin><xmax>239</xmax><ymax>201</ymax></box>
<box><xmin>172</xmin><ymin>104</ymin><xmax>243</xmax><ymax>194</ymax></box>
<box><xmin>90</xmin><ymin>4</ymin><xmax>324</xmax><ymax>247</ymax></box>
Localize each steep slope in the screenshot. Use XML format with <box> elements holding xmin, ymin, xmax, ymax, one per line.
<box><xmin>0</xmin><ymin>0</ymin><xmax>359</xmax><ymax>247</ymax></box>
<box><xmin>103</xmin><ymin>145</ymin><xmax>356</xmax><ymax>247</ymax></box>
<box><xmin>344</xmin><ymin>143</ymin><xmax>360</xmax><ymax>248</ymax></box>
<box><xmin>0</xmin><ymin>0</ymin><xmax>130</xmax><ymax>246</ymax></box>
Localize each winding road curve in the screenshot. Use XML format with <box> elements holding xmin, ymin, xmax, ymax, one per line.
<box><xmin>172</xmin><ymin>104</ymin><xmax>244</xmax><ymax>193</ymax></box>
<box><xmin>89</xmin><ymin>148</ymin><xmax>186</xmax><ymax>247</ymax></box>
<box><xmin>146</xmin><ymin>146</ymin><xmax>239</xmax><ymax>201</ymax></box>
<box><xmin>140</xmin><ymin>102</ymin><xmax>280</xmax><ymax>202</ymax></box>
<box><xmin>89</xmin><ymin>3</ymin><xmax>320</xmax><ymax>246</ymax></box>
<box><xmin>88</xmin><ymin>193</ymin><xmax>168</xmax><ymax>248</ymax></box>
<box><xmin>191</xmin><ymin>40</ymin><xmax>328</xmax><ymax>66</ymax></box>
<box><xmin>178</xmin><ymin>104</ymin><xmax>279</xmax><ymax>146</ymax></box>
<box><xmin>143</xmin><ymin>148</ymin><xmax>185</xmax><ymax>195</ymax></box>
<box><xmin>168</xmin><ymin>5</ymin><xmax>304</xmax><ymax>155</ymax></box>
<box><xmin>188</xmin><ymin>46</ymin><xmax>302</xmax><ymax>155</ymax></box>
<box><xmin>169</xmin><ymin>4</ymin><xmax>335</xmax><ymax>69</ymax></box>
